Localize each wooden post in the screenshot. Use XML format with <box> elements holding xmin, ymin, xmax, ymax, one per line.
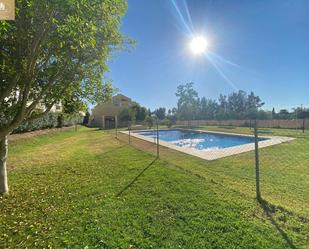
<box><xmin>254</xmin><ymin>120</ymin><xmax>261</xmax><ymax>201</ymax></box>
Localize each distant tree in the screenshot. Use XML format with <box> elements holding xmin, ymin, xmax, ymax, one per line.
<box><xmin>153</xmin><ymin>107</ymin><xmax>166</xmax><ymax>120</ymax></box>
<box><xmin>139</xmin><ymin>107</ymin><xmax>148</xmax><ymax>121</ymax></box>
<box><xmin>272</xmin><ymin>108</ymin><xmax>276</xmax><ymax>119</ymax></box>
<box><xmin>172</xmin><ymin>107</ymin><xmax>177</xmax><ymax>115</ymax></box>
<box><xmin>163</xmin><ymin>118</ymin><xmax>172</xmax><ymax>128</ymax></box>
<box><xmin>246</xmin><ymin>91</ymin><xmax>264</xmax><ymax>119</ymax></box>
<box><xmin>174</xmin><ymin>84</ymin><xmax>264</xmax><ymax>121</ymax></box>
<box><xmin>218</xmin><ymin>94</ymin><xmax>228</xmax><ymax>119</ymax></box>
<box><xmin>118</xmin><ymin>108</ymin><xmax>136</xmax><ymax>123</ymax></box>
<box><xmin>293</xmin><ymin>107</ymin><xmax>309</xmax><ymax>119</ymax></box>
<box><xmin>277</xmin><ymin>109</ymin><xmax>290</xmax><ymax>119</ymax></box>
<box><xmin>175</xmin><ymin>82</ymin><xmax>198</xmax><ymax>120</ymax></box>
<box><xmin>132</xmin><ymin>103</ymin><xmax>147</xmax><ymax>121</ymax></box>
<box><xmin>199</xmin><ymin>97</ymin><xmax>218</xmax><ymax>120</ymax></box>
<box><xmin>298</xmin><ymin>110</ymin><xmax>309</xmax><ymax>119</ymax></box>
<box><xmin>227</xmin><ymin>91</ymin><xmax>248</xmax><ymax>119</ymax></box>
<box><xmin>257</xmin><ymin>110</ymin><xmax>272</xmax><ymax>120</ymax></box>
<box><xmin>223</xmin><ymin>91</ymin><xmax>264</xmax><ymax>119</ymax></box>
<box><xmin>145</xmin><ymin>115</ymin><xmax>154</xmax><ymax>129</ymax></box>
<box><xmin>167</xmin><ymin>108</ymin><xmax>177</xmax><ymax>124</ymax></box>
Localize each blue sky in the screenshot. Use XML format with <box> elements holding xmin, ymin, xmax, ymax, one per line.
<box><xmin>107</xmin><ymin>0</ymin><xmax>309</xmax><ymax>111</ymax></box>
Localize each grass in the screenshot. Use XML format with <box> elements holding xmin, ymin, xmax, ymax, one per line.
<box><xmin>0</xmin><ymin>126</ymin><xmax>308</xmax><ymax>248</ymax></box>
<box><xmin>181</xmin><ymin>124</ymin><xmax>309</xmax><ymax>138</ymax></box>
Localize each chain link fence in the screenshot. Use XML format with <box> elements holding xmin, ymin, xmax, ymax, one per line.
<box><xmin>115</xmin><ymin>117</ymin><xmax>308</xmax><ymax>209</ymax></box>
<box><xmin>110</xmin><ymin>114</ymin><xmax>309</xmax><ymax>248</ymax></box>
<box><xmin>115</xmin><ymin>117</ymin><xmax>309</xmax><ymax>248</ymax></box>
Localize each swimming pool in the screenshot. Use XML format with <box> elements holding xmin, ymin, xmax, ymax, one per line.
<box><xmin>121</xmin><ymin>128</ymin><xmax>293</xmax><ymax>160</ymax></box>
<box><xmin>136</xmin><ymin>129</ymin><xmax>266</xmax><ymax>151</ymax></box>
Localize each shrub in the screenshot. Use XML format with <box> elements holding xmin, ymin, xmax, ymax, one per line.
<box><xmin>13</xmin><ymin>113</ymin><xmax>82</xmax><ymax>134</ymax></box>
<box><xmin>145</xmin><ymin>116</ymin><xmax>154</xmax><ymax>129</ymax></box>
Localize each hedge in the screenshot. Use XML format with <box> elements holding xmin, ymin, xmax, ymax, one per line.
<box><xmin>13</xmin><ymin>113</ymin><xmax>83</xmax><ymax>134</ymax></box>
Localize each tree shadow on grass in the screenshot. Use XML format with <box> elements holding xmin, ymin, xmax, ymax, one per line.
<box><xmin>258</xmin><ymin>198</ymin><xmax>296</xmax><ymax>249</ymax></box>
<box><xmin>116</xmin><ymin>158</ymin><xmax>158</xmax><ymax>197</ymax></box>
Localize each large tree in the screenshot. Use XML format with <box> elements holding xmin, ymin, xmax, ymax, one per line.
<box><xmin>0</xmin><ymin>0</ymin><xmax>130</xmax><ymax>194</ymax></box>
<box><xmin>174</xmin><ymin>83</ymin><xmax>264</xmax><ymax>121</ymax></box>
<box><xmin>175</xmin><ymin>82</ymin><xmax>198</xmax><ymax>120</ymax></box>
<box><xmin>199</xmin><ymin>97</ymin><xmax>218</xmax><ymax>120</ymax></box>
<box><xmin>153</xmin><ymin>107</ymin><xmax>166</xmax><ymax>120</ymax></box>
<box><xmin>132</xmin><ymin>103</ymin><xmax>147</xmax><ymax>121</ymax></box>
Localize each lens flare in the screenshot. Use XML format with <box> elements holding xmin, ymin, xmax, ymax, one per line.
<box><xmin>190</xmin><ymin>36</ymin><xmax>208</xmax><ymax>54</ymax></box>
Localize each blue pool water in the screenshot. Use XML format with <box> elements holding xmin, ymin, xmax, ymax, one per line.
<box><xmin>136</xmin><ymin>129</ymin><xmax>265</xmax><ymax>151</ymax></box>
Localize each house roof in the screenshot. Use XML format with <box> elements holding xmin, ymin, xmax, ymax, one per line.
<box><xmin>90</xmin><ymin>94</ymin><xmax>134</xmax><ymax>116</ymax></box>
<box><xmin>112</xmin><ymin>94</ymin><xmax>131</xmax><ymax>101</ymax></box>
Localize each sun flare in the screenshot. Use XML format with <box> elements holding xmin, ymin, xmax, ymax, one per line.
<box><xmin>190</xmin><ymin>36</ymin><xmax>208</xmax><ymax>54</ymax></box>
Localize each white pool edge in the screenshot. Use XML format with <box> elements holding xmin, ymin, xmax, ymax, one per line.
<box><xmin>120</xmin><ymin>129</ymin><xmax>295</xmax><ymax>160</ymax></box>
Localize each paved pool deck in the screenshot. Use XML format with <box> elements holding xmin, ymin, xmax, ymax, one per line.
<box><xmin>120</xmin><ymin>128</ymin><xmax>295</xmax><ymax>160</ymax></box>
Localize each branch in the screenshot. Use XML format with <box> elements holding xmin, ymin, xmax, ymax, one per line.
<box><xmin>0</xmin><ymin>11</ymin><xmax>55</xmax><ymax>110</ymax></box>
<box><xmin>24</xmin><ymin>101</ymin><xmax>56</xmax><ymax>123</ymax></box>
<box><xmin>0</xmin><ymin>74</ymin><xmax>21</xmax><ymax>105</ymax></box>
<box><xmin>25</xmin><ymin>61</ymin><xmax>69</xmax><ymax>117</ymax></box>
<box><xmin>35</xmin><ymin>50</ymin><xmax>54</xmax><ymax>73</ymax></box>
<box><xmin>26</xmin><ymin>10</ymin><xmax>55</xmax><ymax>80</ymax></box>
<box><xmin>0</xmin><ymin>81</ymin><xmax>31</xmax><ymax>139</ymax></box>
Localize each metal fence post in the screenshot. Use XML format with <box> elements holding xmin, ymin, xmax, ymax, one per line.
<box><xmin>128</xmin><ymin>121</ymin><xmax>131</xmax><ymax>144</ymax></box>
<box><xmin>254</xmin><ymin>119</ymin><xmax>261</xmax><ymax>201</ymax></box>
<box><xmin>115</xmin><ymin>116</ymin><xmax>118</xmax><ymax>139</ymax></box>
<box><xmin>156</xmin><ymin>119</ymin><xmax>159</xmax><ymax>158</ymax></box>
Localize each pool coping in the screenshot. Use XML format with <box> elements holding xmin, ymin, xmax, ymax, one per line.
<box><xmin>120</xmin><ymin>128</ymin><xmax>295</xmax><ymax>160</ymax></box>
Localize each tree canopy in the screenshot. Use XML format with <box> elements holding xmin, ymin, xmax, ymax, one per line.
<box><xmin>153</xmin><ymin>107</ymin><xmax>166</xmax><ymax>120</ymax></box>
<box><xmin>175</xmin><ymin>83</ymin><xmax>265</xmax><ymax>120</ymax></box>
<box><xmin>118</xmin><ymin>103</ymin><xmax>148</xmax><ymax>123</ymax></box>
<box><xmin>0</xmin><ymin>0</ymin><xmax>130</xmax><ymax>193</ymax></box>
<box><xmin>0</xmin><ymin>0</ymin><xmax>130</xmax><ymax>139</ymax></box>
<box><xmin>175</xmin><ymin>82</ymin><xmax>199</xmax><ymax>120</ymax></box>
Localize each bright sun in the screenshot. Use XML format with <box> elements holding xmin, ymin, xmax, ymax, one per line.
<box><xmin>190</xmin><ymin>36</ymin><xmax>208</xmax><ymax>54</ymax></box>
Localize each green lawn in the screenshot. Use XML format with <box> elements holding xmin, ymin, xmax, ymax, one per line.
<box><xmin>0</xmin><ymin>126</ymin><xmax>308</xmax><ymax>248</ymax></box>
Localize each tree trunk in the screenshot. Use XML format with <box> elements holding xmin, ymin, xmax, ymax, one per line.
<box><xmin>0</xmin><ymin>136</ymin><xmax>9</xmax><ymax>194</ymax></box>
